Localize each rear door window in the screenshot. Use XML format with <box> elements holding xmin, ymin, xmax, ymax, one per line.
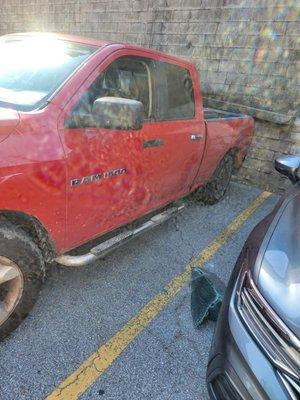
<box><xmin>155</xmin><ymin>61</ymin><xmax>195</xmax><ymax>121</ymax></box>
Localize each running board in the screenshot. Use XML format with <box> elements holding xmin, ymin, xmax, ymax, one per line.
<box><xmin>55</xmin><ymin>204</ymin><xmax>185</xmax><ymax>267</ymax></box>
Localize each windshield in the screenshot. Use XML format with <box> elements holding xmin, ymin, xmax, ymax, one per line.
<box><xmin>0</xmin><ymin>37</ymin><xmax>99</xmax><ymax>111</ymax></box>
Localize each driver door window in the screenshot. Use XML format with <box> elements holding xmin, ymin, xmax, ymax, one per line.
<box><xmin>67</xmin><ymin>56</ymin><xmax>154</xmax><ymax>129</ymax></box>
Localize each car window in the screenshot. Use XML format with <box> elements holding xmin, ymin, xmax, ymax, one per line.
<box><xmin>156</xmin><ymin>61</ymin><xmax>195</xmax><ymax>121</ymax></box>
<box><xmin>0</xmin><ymin>37</ymin><xmax>98</xmax><ymax>112</ymax></box>
<box><xmin>67</xmin><ymin>56</ymin><xmax>154</xmax><ymax>129</ymax></box>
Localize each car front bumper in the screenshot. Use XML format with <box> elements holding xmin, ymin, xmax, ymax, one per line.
<box><xmin>207</xmin><ymin>267</ymin><xmax>292</xmax><ymax>400</ymax></box>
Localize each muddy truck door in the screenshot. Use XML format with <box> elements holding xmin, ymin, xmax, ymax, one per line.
<box><xmin>142</xmin><ymin>58</ymin><xmax>206</xmax><ymax>204</ymax></box>
<box><xmin>58</xmin><ymin>53</ymin><xmax>160</xmax><ymax>249</ymax></box>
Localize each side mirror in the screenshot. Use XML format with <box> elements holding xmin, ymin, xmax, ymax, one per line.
<box><xmin>275</xmin><ymin>155</ymin><xmax>300</xmax><ymax>183</ymax></box>
<box><xmin>92</xmin><ymin>97</ymin><xmax>144</xmax><ymax>131</ymax></box>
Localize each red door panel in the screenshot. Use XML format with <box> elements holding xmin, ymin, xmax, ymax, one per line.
<box><xmin>142</xmin><ymin>59</ymin><xmax>205</xmax><ymax>205</ymax></box>
<box><xmin>142</xmin><ymin>119</ymin><xmax>205</xmax><ymax>206</ymax></box>
<box><xmin>60</xmin><ymin>125</ymin><xmax>148</xmax><ymax>248</ymax></box>
<box><xmin>58</xmin><ymin>51</ymin><xmax>157</xmax><ymax>249</ymax></box>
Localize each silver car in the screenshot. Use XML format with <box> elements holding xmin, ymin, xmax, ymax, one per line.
<box><xmin>207</xmin><ymin>155</ymin><xmax>300</xmax><ymax>400</ymax></box>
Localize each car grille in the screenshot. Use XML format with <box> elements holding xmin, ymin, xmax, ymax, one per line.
<box><xmin>237</xmin><ymin>272</ymin><xmax>300</xmax><ymax>399</ymax></box>
<box><xmin>279</xmin><ymin>372</ymin><xmax>300</xmax><ymax>400</ymax></box>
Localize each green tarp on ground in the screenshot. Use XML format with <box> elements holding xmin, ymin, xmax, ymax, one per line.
<box><xmin>191</xmin><ymin>268</ymin><xmax>225</xmax><ymax>328</ymax></box>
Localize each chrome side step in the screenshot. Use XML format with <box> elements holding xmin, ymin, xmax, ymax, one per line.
<box><xmin>55</xmin><ymin>204</ymin><xmax>185</xmax><ymax>267</ymax></box>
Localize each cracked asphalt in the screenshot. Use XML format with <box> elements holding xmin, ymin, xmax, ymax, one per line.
<box><xmin>0</xmin><ymin>183</ymin><xmax>278</xmax><ymax>400</ymax></box>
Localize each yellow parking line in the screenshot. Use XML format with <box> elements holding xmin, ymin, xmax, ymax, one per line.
<box><xmin>46</xmin><ymin>191</ymin><xmax>271</xmax><ymax>400</ymax></box>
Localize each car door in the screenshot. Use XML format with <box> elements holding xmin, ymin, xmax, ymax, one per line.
<box><xmin>58</xmin><ymin>53</ymin><xmax>158</xmax><ymax>249</ymax></box>
<box><xmin>141</xmin><ymin>58</ymin><xmax>206</xmax><ymax>206</ymax></box>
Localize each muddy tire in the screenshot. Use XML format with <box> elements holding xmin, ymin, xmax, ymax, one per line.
<box><xmin>194</xmin><ymin>153</ymin><xmax>234</xmax><ymax>205</ymax></box>
<box><xmin>0</xmin><ymin>222</ymin><xmax>44</xmax><ymax>341</ymax></box>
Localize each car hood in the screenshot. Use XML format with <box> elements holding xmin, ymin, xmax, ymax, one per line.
<box><xmin>256</xmin><ymin>190</ymin><xmax>300</xmax><ymax>338</ymax></box>
<box><xmin>0</xmin><ymin>107</ymin><xmax>20</xmax><ymax>142</ymax></box>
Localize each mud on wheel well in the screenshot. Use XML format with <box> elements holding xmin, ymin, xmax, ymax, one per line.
<box><xmin>227</xmin><ymin>147</ymin><xmax>240</xmax><ymax>170</ymax></box>
<box><xmin>224</xmin><ymin>147</ymin><xmax>239</xmax><ymax>165</ymax></box>
<box><xmin>0</xmin><ymin>211</ymin><xmax>56</xmax><ymax>263</ymax></box>
<box><xmin>231</xmin><ymin>146</ymin><xmax>247</xmax><ymax>171</ymax></box>
<box><xmin>212</xmin><ymin>148</ymin><xmax>239</xmax><ymax>176</ymax></box>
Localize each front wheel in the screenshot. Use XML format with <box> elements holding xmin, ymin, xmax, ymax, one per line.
<box><xmin>0</xmin><ymin>223</ymin><xmax>44</xmax><ymax>341</ymax></box>
<box><xmin>194</xmin><ymin>153</ymin><xmax>234</xmax><ymax>205</ymax></box>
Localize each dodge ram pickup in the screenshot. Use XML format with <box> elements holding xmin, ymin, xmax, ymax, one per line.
<box><xmin>0</xmin><ymin>32</ymin><xmax>254</xmax><ymax>339</ymax></box>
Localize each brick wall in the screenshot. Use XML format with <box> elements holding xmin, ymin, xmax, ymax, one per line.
<box><xmin>0</xmin><ymin>0</ymin><xmax>299</xmax><ymax>191</ymax></box>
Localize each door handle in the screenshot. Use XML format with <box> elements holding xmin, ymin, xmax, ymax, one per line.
<box><xmin>143</xmin><ymin>138</ymin><xmax>164</xmax><ymax>148</ymax></box>
<box><xmin>191</xmin><ymin>134</ymin><xmax>203</xmax><ymax>141</ymax></box>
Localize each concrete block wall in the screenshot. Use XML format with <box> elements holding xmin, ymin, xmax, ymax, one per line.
<box><xmin>0</xmin><ymin>0</ymin><xmax>299</xmax><ymax>192</ymax></box>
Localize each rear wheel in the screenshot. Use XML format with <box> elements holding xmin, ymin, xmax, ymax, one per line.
<box><xmin>0</xmin><ymin>223</ymin><xmax>44</xmax><ymax>341</ymax></box>
<box><xmin>194</xmin><ymin>153</ymin><xmax>234</xmax><ymax>205</ymax></box>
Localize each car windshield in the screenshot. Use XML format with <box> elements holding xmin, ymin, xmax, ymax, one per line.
<box><xmin>0</xmin><ymin>36</ymin><xmax>99</xmax><ymax>111</ymax></box>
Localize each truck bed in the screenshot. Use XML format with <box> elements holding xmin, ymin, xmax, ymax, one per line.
<box><xmin>191</xmin><ymin>107</ymin><xmax>254</xmax><ymax>190</ymax></box>
<box><xmin>204</xmin><ymin>107</ymin><xmax>248</xmax><ymax>121</ymax></box>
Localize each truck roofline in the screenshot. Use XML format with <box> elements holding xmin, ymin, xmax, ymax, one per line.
<box><xmin>0</xmin><ymin>32</ymin><xmax>195</xmax><ymax>69</ymax></box>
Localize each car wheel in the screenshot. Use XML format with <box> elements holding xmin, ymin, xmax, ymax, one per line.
<box><xmin>194</xmin><ymin>153</ymin><xmax>234</xmax><ymax>205</ymax></box>
<box><xmin>0</xmin><ymin>222</ymin><xmax>45</xmax><ymax>341</ymax></box>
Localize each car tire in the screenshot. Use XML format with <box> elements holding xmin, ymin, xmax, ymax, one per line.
<box><xmin>194</xmin><ymin>152</ymin><xmax>234</xmax><ymax>205</ymax></box>
<box><xmin>0</xmin><ymin>222</ymin><xmax>45</xmax><ymax>341</ymax></box>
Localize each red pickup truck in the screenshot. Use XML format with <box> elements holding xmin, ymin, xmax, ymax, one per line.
<box><xmin>0</xmin><ymin>32</ymin><xmax>253</xmax><ymax>339</ymax></box>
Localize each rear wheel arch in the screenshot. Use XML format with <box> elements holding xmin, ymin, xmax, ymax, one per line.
<box><xmin>194</xmin><ymin>150</ymin><xmax>235</xmax><ymax>205</ymax></box>
<box><xmin>221</xmin><ymin>146</ymin><xmax>245</xmax><ymax>171</ymax></box>
<box><xmin>226</xmin><ymin>147</ymin><xmax>240</xmax><ymax>170</ymax></box>
<box><xmin>0</xmin><ymin>211</ymin><xmax>56</xmax><ymax>263</ymax></box>
<box><xmin>231</xmin><ymin>143</ymin><xmax>249</xmax><ymax>170</ymax></box>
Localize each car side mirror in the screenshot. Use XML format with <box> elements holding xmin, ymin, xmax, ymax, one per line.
<box><xmin>275</xmin><ymin>155</ymin><xmax>300</xmax><ymax>183</ymax></box>
<box><xmin>92</xmin><ymin>97</ymin><xmax>144</xmax><ymax>131</ymax></box>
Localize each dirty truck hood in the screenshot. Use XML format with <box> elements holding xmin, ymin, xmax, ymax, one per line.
<box><xmin>256</xmin><ymin>190</ymin><xmax>300</xmax><ymax>338</ymax></box>
<box><xmin>0</xmin><ymin>107</ymin><xmax>20</xmax><ymax>142</ymax></box>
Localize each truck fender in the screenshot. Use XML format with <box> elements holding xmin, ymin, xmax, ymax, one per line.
<box><xmin>0</xmin><ymin>210</ymin><xmax>56</xmax><ymax>263</ymax></box>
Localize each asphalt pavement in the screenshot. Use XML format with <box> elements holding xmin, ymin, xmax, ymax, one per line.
<box><xmin>0</xmin><ymin>182</ymin><xmax>278</xmax><ymax>400</ymax></box>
